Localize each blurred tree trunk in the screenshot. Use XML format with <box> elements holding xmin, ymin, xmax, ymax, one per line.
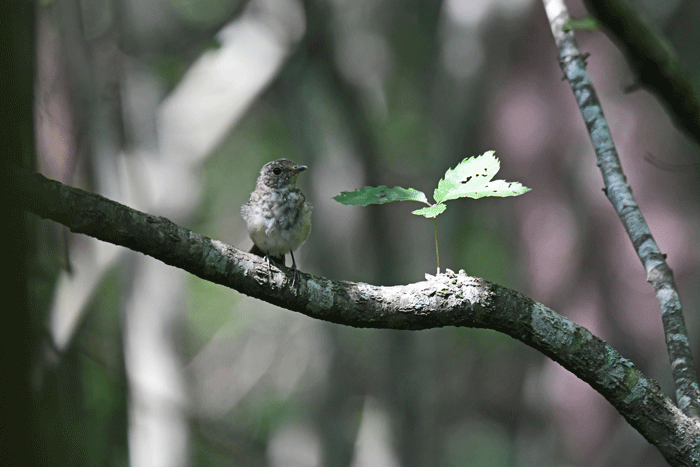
<box><xmin>1</xmin><ymin>0</ymin><xmax>37</xmax><ymax>464</ymax></box>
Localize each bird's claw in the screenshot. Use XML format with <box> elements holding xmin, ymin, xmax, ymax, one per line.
<box><xmin>264</xmin><ymin>254</ymin><xmax>273</xmax><ymax>275</ymax></box>
<box><xmin>262</xmin><ymin>252</ymin><xmax>300</xmax><ymax>288</ymax></box>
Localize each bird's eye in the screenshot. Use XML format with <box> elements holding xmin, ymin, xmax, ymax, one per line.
<box><xmin>273</xmin><ymin>167</ymin><xmax>282</xmax><ymax>175</ymax></box>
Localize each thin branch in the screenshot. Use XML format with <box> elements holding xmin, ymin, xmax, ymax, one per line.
<box><xmin>543</xmin><ymin>0</ymin><xmax>700</xmax><ymax>420</ymax></box>
<box><xmin>582</xmin><ymin>0</ymin><xmax>700</xmax><ymax>154</ymax></box>
<box><xmin>15</xmin><ymin>171</ymin><xmax>700</xmax><ymax>466</ymax></box>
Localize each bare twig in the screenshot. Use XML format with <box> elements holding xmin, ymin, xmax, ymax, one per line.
<box><xmin>15</xmin><ymin>171</ymin><xmax>700</xmax><ymax>466</ymax></box>
<box><xmin>543</xmin><ymin>0</ymin><xmax>700</xmax><ymax>419</ymax></box>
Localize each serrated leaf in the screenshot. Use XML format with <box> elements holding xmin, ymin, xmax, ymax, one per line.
<box><xmin>412</xmin><ymin>203</ymin><xmax>447</xmax><ymax>218</ymax></box>
<box><xmin>334</xmin><ymin>186</ymin><xmax>429</xmax><ymax>206</ymax></box>
<box><xmin>433</xmin><ymin>151</ymin><xmax>530</xmax><ymax>202</ymax></box>
<box><xmin>434</xmin><ymin>151</ymin><xmax>500</xmax><ymax>203</ymax></box>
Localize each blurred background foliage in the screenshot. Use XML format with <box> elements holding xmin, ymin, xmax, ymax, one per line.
<box><xmin>24</xmin><ymin>0</ymin><xmax>700</xmax><ymax>465</ymax></box>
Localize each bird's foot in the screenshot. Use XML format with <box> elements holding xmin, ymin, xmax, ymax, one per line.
<box><xmin>264</xmin><ymin>254</ymin><xmax>273</xmax><ymax>276</ymax></box>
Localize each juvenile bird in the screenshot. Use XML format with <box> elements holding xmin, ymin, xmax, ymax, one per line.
<box><xmin>241</xmin><ymin>159</ymin><xmax>312</xmax><ymax>286</ymax></box>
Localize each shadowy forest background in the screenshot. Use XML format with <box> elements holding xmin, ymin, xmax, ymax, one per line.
<box><xmin>4</xmin><ymin>0</ymin><xmax>700</xmax><ymax>465</ymax></box>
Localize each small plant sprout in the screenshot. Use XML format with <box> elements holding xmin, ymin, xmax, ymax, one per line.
<box><xmin>334</xmin><ymin>151</ymin><xmax>531</xmax><ymax>274</ymax></box>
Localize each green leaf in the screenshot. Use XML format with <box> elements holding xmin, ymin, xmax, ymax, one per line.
<box><xmin>334</xmin><ymin>186</ymin><xmax>429</xmax><ymax>206</ymax></box>
<box><xmin>563</xmin><ymin>16</ymin><xmax>599</xmax><ymax>32</ymax></box>
<box><xmin>412</xmin><ymin>204</ymin><xmax>446</xmax><ymax>218</ymax></box>
<box><xmin>433</xmin><ymin>151</ymin><xmax>530</xmax><ymax>202</ymax></box>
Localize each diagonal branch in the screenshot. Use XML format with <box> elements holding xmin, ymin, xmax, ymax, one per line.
<box><xmin>543</xmin><ymin>0</ymin><xmax>700</xmax><ymax>420</ymax></box>
<box><xmin>15</xmin><ymin>171</ymin><xmax>700</xmax><ymax>466</ymax></box>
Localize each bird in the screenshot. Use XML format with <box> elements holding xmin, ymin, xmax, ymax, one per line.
<box><xmin>241</xmin><ymin>159</ymin><xmax>312</xmax><ymax>286</ymax></box>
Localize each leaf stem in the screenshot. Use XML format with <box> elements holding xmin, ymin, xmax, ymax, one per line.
<box><xmin>434</xmin><ymin>217</ymin><xmax>440</xmax><ymax>274</ymax></box>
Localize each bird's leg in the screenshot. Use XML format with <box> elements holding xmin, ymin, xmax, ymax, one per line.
<box><xmin>290</xmin><ymin>250</ymin><xmax>300</xmax><ymax>287</ymax></box>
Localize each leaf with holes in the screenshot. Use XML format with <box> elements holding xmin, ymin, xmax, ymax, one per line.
<box><xmin>434</xmin><ymin>151</ymin><xmax>530</xmax><ymax>202</ymax></box>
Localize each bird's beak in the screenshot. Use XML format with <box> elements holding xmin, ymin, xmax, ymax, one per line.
<box><xmin>296</xmin><ymin>165</ymin><xmax>308</xmax><ymax>173</ymax></box>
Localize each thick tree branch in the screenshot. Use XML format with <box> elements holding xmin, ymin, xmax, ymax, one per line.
<box><xmin>543</xmin><ymin>0</ymin><xmax>700</xmax><ymax>421</ymax></box>
<box><xmin>582</xmin><ymin>0</ymin><xmax>700</xmax><ymax>153</ymax></box>
<box><xmin>15</xmin><ymin>171</ymin><xmax>700</xmax><ymax>466</ymax></box>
